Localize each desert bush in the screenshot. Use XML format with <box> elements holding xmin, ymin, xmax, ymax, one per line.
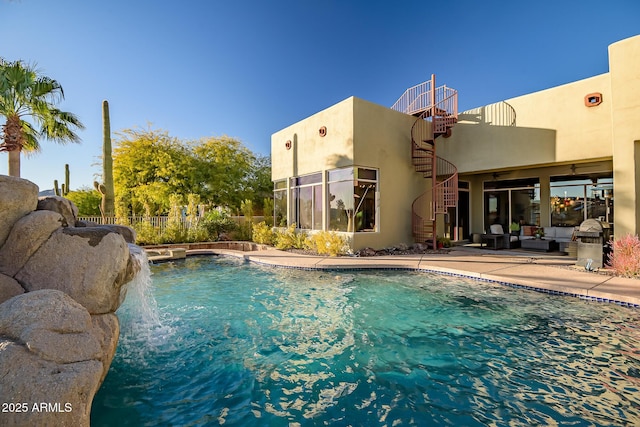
<box><xmin>252</xmin><ymin>221</ymin><xmax>276</xmax><ymax>245</ymax></box>
<box><xmin>607</xmin><ymin>234</ymin><xmax>640</xmax><ymax>278</ymax></box>
<box><xmin>201</xmin><ymin>209</ymin><xmax>238</xmax><ymax>241</ymax></box>
<box><xmin>233</xmin><ymin>223</ymin><xmax>253</xmax><ymax>241</ymax></box>
<box><xmin>306</xmin><ymin>230</ymin><xmax>349</xmax><ymax>256</ymax></box>
<box><xmin>263</xmin><ymin>198</ymin><xmax>274</xmax><ymax>227</ymax></box>
<box><xmin>133</xmin><ymin>221</ymin><xmax>161</xmax><ymax>246</ymax></box>
<box><xmin>162</xmin><ymin>222</ymin><xmax>188</xmax><ymax>243</ymax></box>
<box><xmin>274</xmin><ymin>224</ymin><xmax>308</xmax><ymax>250</ymax></box>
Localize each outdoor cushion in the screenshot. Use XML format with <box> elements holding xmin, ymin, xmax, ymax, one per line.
<box><xmin>489</xmin><ymin>224</ymin><xmax>504</xmax><ymax>234</ymax></box>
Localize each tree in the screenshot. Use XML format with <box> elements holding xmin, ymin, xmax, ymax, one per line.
<box><xmin>0</xmin><ymin>59</ymin><xmax>84</xmax><ymax>177</ymax></box>
<box><xmin>247</xmin><ymin>154</ymin><xmax>273</xmax><ymax>212</ymax></box>
<box><xmin>191</xmin><ymin>136</ymin><xmax>254</xmax><ymax>209</ymax></box>
<box><xmin>113</xmin><ymin>127</ymin><xmax>272</xmax><ymax>216</ymax></box>
<box><xmin>113</xmin><ymin>127</ymin><xmax>194</xmax><ymax>216</ymax></box>
<box><xmin>66</xmin><ymin>187</ymin><xmax>102</xmax><ymax>216</ymax></box>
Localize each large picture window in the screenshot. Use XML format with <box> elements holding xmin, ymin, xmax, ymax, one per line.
<box><xmin>328</xmin><ymin>167</ymin><xmax>378</xmax><ymax>232</ymax></box>
<box><xmin>550</xmin><ymin>177</ymin><xmax>613</xmax><ymax>227</ymax></box>
<box><xmin>273</xmin><ymin>180</ymin><xmax>288</xmax><ymax>227</ymax></box>
<box><xmin>292</xmin><ymin>173</ymin><xmax>322</xmax><ymax>230</ymax></box>
<box><xmin>484</xmin><ymin>178</ymin><xmax>540</xmax><ymax>231</ymax></box>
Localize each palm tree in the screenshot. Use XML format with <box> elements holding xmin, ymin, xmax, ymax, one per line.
<box><xmin>0</xmin><ymin>58</ymin><xmax>84</xmax><ymax>177</ymax></box>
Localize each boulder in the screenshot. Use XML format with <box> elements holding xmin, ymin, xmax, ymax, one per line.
<box><xmin>0</xmin><ymin>338</ymin><xmax>102</xmax><ymax>427</ymax></box>
<box><xmin>75</xmin><ymin>219</ymin><xmax>99</xmax><ymax>227</ymax></box>
<box><xmin>37</xmin><ymin>195</ymin><xmax>78</xmax><ymax>227</ymax></box>
<box><xmin>91</xmin><ymin>313</ymin><xmax>120</xmax><ymax>384</ymax></box>
<box><xmin>0</xmin><ymin>273</ymin><xmax>24</xmax><ymax>305</ymax></box>
<box><xmin>0</xmin><ymin>175</ymin><xmax>38</xmax><ymax>247</ymax></box>
<box><xmin>0</xmin><ymin>290</ymin><xmax>102</xmax><ymax>363</ymax></box>
<box><xmin>16</xmin><ymin>227</ymin><xmax>130</xmax><ymax>314</ymax></box>
<box><xmin>357</xmin><ymin>247</ymin><xmax>377</xmax><ymax>257</ymax></box>
<box><xmin>0</xmin><ymin>290</ymin><xmax>107</xmax><ymax>427</ymax></box>
<box><xmin>0</xmin><ymin>210</ymin><xmax>64</xmax><ymax>277</ymax></box>
<box><xmin>96</xmin><ymin>224</ymin><xmax>137</xmax><ymax>244</ymax></box>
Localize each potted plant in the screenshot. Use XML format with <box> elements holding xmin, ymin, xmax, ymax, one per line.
<box><xmin>534</xmin><ymin>227</ymin><xmax>545</xmax><ymax>239</ymax></box>
<box><xmin>437</xmin><ymin>236</ymin><xmax>452</xmax><ymax>248</ymax></box>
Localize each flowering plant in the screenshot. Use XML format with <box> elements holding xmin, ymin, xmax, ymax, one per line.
<box><xmin>534</xmin><ymin>227</ymin><xmax>545</xmax><ymax>239</ymax></box>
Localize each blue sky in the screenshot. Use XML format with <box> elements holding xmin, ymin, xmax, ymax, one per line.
<box><xmin>1</xmin><ymin>0</ymin><xmax>639</xmax><ymax>191</ymax></box>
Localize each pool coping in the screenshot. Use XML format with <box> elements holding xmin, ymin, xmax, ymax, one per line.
<box><xmin>150</xmin><ymin>247</ymin><xmax>640</xmax><ymax>308</ymax></box>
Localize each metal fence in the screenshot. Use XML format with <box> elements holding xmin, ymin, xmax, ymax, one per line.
<box><xmin>78</xmin><ymin>215</ymin><xmax>265</xmax><ymax>231</ymax></box>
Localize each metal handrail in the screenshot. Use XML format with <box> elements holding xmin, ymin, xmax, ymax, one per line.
<box><xmin>391</xmin><ymin>80</ymin><xmax>433</xmax><ymax>113</ymax></box>
<box><xmin>398</xmin><ymin>75</ymin><xmax>459</xmax><ymax>245</ymax></box>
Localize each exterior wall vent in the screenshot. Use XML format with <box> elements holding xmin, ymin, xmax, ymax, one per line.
<box><xmin>584</xmin><ymin>93</ymin><xmax>602</xmax><ymax>107</ymax></box>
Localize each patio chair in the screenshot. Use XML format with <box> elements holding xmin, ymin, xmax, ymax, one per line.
<box><xmin>481</xmin><ymin>224</ymin><xmax>519</xmax><ymax>249</ymax></box>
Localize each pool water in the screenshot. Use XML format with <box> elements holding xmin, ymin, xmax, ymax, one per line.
<box><xmin>92</xmin><ymin>256</ymin><xmax>640</xmax><ymax>426</ymax></box>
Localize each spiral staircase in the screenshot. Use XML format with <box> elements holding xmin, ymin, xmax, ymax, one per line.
<box><xmin>391</xmin><ymin>75</ymin><xmax>458</xmax><ymax>249</ymax></box>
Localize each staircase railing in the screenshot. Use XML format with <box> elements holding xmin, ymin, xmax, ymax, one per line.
<box><xmin>391</xmin><ymin>80</ymin><xmax>432</xmax><ymax>115</ymax></box>
<box><xmin>400</xmin><ymin>75</ymin><xmax>458</xmax><ymax>247</ymax></box>
<box><xmin>392</xmin><ymin>80</ymin><xmax>458</xmax><ymax>119</ymax></box>
<box><xmin>410</xmin><ymin>110</ymin><xmax>459</xmax><ymax>219</ymax></box>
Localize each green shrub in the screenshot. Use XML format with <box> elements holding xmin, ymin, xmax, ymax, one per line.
<box><xmin>274</xmin><ymin>224</ymin><xmax>308</xmax><ymax>250</ymax></box>
<box><xmin>233</xmin><ymin>223</ymin><xmax>253</xmax><ymax>241</ymax></box>
<box><xmin>162</xmin><ymin>222</ymin><xmax>187</xmax><ymax>244</ymax></box>
<box><xmin>252</xmin><ymin>221</ymin><xmax>276</xmax><ymax>245</ymax></box>
<box><xmin>263</xmin><ymin>198</ymin><xmax>274</xmax><ymax>227</ymax></box>
<box><xmin>306</xmin><ymin>230</ymin><xmax>349</xmax><ymax>256</ymax></box>
<box><xmin>133</xmin><ymin>221</ymin><xmax>161</xmax><ymax>246</ymax></box>
<box><xmin>202</xmin><ymin>209</ymin><xmax>238</xmax><ymax>241</ymax></box>
<box><xmin>186</xmin><ymin>221</ymin><xmax>209</xmax><ymax>243</ymax></box>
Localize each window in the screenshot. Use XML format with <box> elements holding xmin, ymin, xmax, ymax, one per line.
<box><xmin>273</xmin><ymin>180</ymin><xmax>288</xmax><ymax>227</ymax></box>
<box><xmin>550</xmin><ymin>177</ymin><xmax>613</xmax><ymax>226</ymax></box>
<box><xmin>292</xmin><ymin>173</ymin><xmax>322</xmax><ymax>230</ymax></box>
<box><xmin>328</xmin><ymin>167</ymin><xmax>378</xmax><ymax>232</ymax></box>
<box><xmin>484</xmin><ymin>178</ymin><xmax>540</xmax><ymax>231</ymax></box>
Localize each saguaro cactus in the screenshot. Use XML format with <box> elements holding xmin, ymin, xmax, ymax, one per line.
<box><xmin>53</xmin><ymin>164</ymin><xmax>70</xmax><ymax>196</ymax></box>
<box><xmin>94</xmin><ymin>100</ymin><xmax>115</xmax><ymax>220</ymax></box>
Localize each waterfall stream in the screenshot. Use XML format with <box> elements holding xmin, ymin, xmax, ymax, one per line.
<box><xmin>116</xmin><ymin>248</ymin><xmax>172</xmax><ymax>354</ymax></box>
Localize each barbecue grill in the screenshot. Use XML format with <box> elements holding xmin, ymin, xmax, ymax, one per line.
<box><xmin>575</xmin><ymin>219</ymin><xmax>610</xmax><ymax>269</ymax></box>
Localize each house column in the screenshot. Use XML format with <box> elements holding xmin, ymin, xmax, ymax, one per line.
<box><xmin>539</xmin><ymin>175</ymin><xmax>550</xmax><ymax>227</ymax></box>
<box><xmin>609</xmin><ymin>35</ymin><xmax>640</xmax><ymax>237</ymax></box>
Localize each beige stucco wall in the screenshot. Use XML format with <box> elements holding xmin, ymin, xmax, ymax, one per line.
<box><xmin>440</xmin><ymin>73</ymin><xmax>613</xmax><ymax>174</ymax></box>
<box><xmin>271</xmin><ymin>96</ymin><xmax>423</xmax><ymax>250</ymax></box>
<box><xmin>440</xmin><ymin>35</ymin><xmax>640</xmax><ymax>238</ymax></box>
<box><xmin>351</xmin><ymin>98</ymin><xmax>424</xmax><ymax>250</ymax></box>
<box><xmin>271</xmin><ymin>97</ymin><xmax>355</xmax><ymax>180</ymax></box>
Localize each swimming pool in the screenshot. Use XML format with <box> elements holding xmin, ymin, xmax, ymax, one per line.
<box><xmin>92</xmin><ymin>256</ymin><xmax>640</xmax><ymax>426</ymax></box>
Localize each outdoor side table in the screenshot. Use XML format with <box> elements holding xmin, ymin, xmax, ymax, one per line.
<box><xmin>521</xmin><ymin>238</ymin><xmax>557</xmax><ymax>252</ymax></box>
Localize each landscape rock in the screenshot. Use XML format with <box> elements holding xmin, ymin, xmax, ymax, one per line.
<box><xmin>357</xmin><ymin>247</ymin><xmax>378</xmax><ymax>257</ymax></box>
<box><xmin>0</xmin><ymin>175</ymin><xmax>141</xmax><ymax>427</ymax></box>
<box><xmin>0</xmin><ymin>290</ymin><xmax>106</xmax><ymax>426</ymax></box>
<box><xmin>0</xmin><ymin>210</ymin><xmax>64</xmax><ymax>277</ymax></box>
<box><xmin>0</xmin><ymin>338</ymin><xmax>102</xmax><ymax>427</ymax></box>
<box><xmin>0</xmin><ymin>175</ymin><xmax>38</xmax><ymax>247</ymax></box>
<box><xmin>16</xmin><ymin>227</ymin><xmax>130</xmax><ymax>314</ymax></box>
<box><xmin>76</xmin><ymin>219</ymin><xmax>99</xmax><ymax>227</ymax></box>
<box><xmin>0</xmin><ymin>290</ymin><xmax>102</xmax><ymax>363</ymax></box>
<box><xmin>0</xmin><ymin>274</ymin><xmax>24</xmax><ymax>305</ymax></box>
<box><xmin>91</xmin><ymin>313</ymin><xmax>120</xmax><ymax>384</ymax></box>
<box><xmin>37</xmin><ymin>195</ymin><xmax>78</xmax><ymax>227</ymax></box>
<box><xmin>96</xmin><ymin>224</ymin><xmax>137</xmax><ymax>244</ymax></box>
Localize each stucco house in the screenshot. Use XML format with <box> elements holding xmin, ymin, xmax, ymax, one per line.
<box><xmin>271</xmin><ymin>34</ymin><xmax>640</xmax><ymax>252</ymax></box>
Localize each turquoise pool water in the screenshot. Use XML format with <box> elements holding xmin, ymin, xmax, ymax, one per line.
<box><xmin>92</xmin><ymin>256</ymin><xmax>640</xmax><ymax>426</ymax></box>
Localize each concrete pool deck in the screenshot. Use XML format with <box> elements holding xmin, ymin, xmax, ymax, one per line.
<box><xmin>151</xmin><ymin>245</ymin><xmax>640</xmax><ymax>307</ymax></box>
